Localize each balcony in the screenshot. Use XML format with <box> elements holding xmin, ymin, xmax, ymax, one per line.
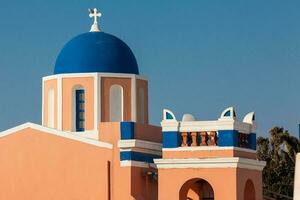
<box><xmin>180</xmin><ymin>131</ymin><xmax>217</xmax><ymax>147</ymax></box>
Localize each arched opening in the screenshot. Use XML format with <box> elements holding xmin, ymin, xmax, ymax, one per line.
<box><xmin>47</xmin><ymin>88</ymin><xmax>55</xmax><ymax>128</ymax></box>
<box><xmin>138</xmin><ymin>87</ymin><xmax>144</xmax><ymax>123</ymax></box>
<box><xmin>109</xmin><ymin>84</ymin><xmax>123</xmax><ymax>121</ymax></box>
<box><xmin>244</xmin><ymin>179</ymin><xmax>255</xmax><ymax>200</ymax></box>
<box><xmin>72</xmin><ymin>85</ymin><xmax>85</xmax><ymax>132</ymax></box>
<box><xmin>179</xmin><ymin>178</ymin><xmax>214</xmax><ymax>200</ymax></box>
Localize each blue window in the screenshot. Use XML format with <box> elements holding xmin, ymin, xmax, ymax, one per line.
<box><xmin>76</xmin><ymin>89</ymin><xmax>85</xmax><ymax>132</ymax></box>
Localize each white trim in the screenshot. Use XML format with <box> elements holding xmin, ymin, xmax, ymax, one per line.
<box><xmin>120</xmin><ymin>160</ymin><xmax>156</xmax><ymax>168</ymax></box>
<box><xmin>131</xmin><ymin>76</ymin><xmax>136</xmax><ymax>122</ymax></box>
<box><xmin>160</xmin><ymin>121</ymin><xmax>180</xmax><ymax>132</ymax></box>
<box><xmin>118</xmin><ymin>139</ymin><xmax>162</xmax><ymax>151</ymax></box>
<box><xmin>94</xmin><ymin>74</ymin><xmax>98</xmax><ymax>131</ymax></box>
<box><xmin>43</xmin><ymin>73</ymin><xmax>148</xmax><ymax>81</ymax></box>
<box><xmin>161</xmin><ymin>120</ymin><xmax>255</xmax><ymax>134</ymax></box>
<box><xmin>0</xmin><ymin>122</ymin><xmax>112</xmax><ymax>149</ymax></box>
<box><xmin>42</xmin><ymin>79</ymin><xmax>45</xmax><ymax>126</ymax></box>
<box><xmin>154</xmin><ymin>157</ymin><xmax>266</xmax><ymax>171</ymax></box>
<box><xmin>68</xmin><ymin>130</ymin><xmax>99</xmax><ymax>140</ymax></box>
<box><xmin>162</xmin><ymin>146</ymin><xmax>256</xmax><ymax>154</ymax></box>
<box><xmin>57</xmin><ymin>76</ymin><xmax>62</xmax><ymax>130</ymax></box>
<box><xmin>118</xmin><ymin>139</ymin><xmax>162</xmax><ymax>156</ymax></box>
<box><xmin>97</xmin><ymin>74</ymin><xmax>101</xmax><ymax>125</ymax></box>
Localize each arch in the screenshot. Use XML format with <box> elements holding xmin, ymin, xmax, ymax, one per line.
<box><xmin>47</xmin><ymin>88</ymin><xmax>55</xmax><ymax>128</ymax></box>
<box><xmin>109</xmin><ymin>84</ymin><xmax>123</xmax><ymax>122</ymax></box>
<box><xmin>138</xmin><ymin>87</ymin><xmax>145</xmax><ymax>123</ymax></box>
<box><xmin>179</xmin><ymin>178</ymin><xmax>214</xmax><ymax>200</ymax></box>
<box><xmin>244</xmin><ymin>179</ymin><xmax>255</xmax><ymax>200</ymax></box>
<box><xmin>219</xmin><ymin>107</ymin><xmax>236</xmax><ymax>120</ymax></box>
<box><xmin>72</xmin><ymin>85</ymin><xmax>85</xmax><ymax>132</ymax></box>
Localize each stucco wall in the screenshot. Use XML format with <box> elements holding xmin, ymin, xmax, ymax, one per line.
<box><xmin>157</xmin><ymin>168</ymin><xmax>237</xmax><ymax>200</ymax></box>
<box><xmin>0</xmin><ymin>128</ymin><xmax>111</xmax><ymax>200</ymax></box>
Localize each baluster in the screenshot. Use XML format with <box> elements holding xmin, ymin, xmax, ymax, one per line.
<box><xmin>209</xmin><ymin>131</ymin><xmax>217</xmax><ymax>146</ymax></box>
<box><xmin>181</xmin><ymin>132</ymin><xmax>188</xmax><ymax>147</ymax></box>
<box><xmin>200</xmin><ymin>132</ymin><xmax>208</xmax><ymax>146</ymax></box>
<box><xmin>191</xmin><ymin>132</ymin><xmax>198</xmax><ymax>146</ymax></box>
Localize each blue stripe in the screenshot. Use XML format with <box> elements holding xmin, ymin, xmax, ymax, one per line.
<box><xmin>247</xmin><ymin>133</ymin><xmax>256</xmax><ymax>150</ymax></box>
<box><xmin>162</xmin><ymin>131</ymin><xmax>181</xmax><ymax>148</ymax></box>
<box><xmin>120</xmin><ymin>122</ymin><xmax>135</xmax><ymax>139</ymax></box>
<box><xmin>120</xmin><ymin>151</ymin><xmax>161</xmax><ymax>163</ymax></box>
<box><xmin>218</xmin><ymin>130</ymin><xmax>239</xmax><ymax>147</ymax></box>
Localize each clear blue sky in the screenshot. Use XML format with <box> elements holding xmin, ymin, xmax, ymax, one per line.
<box><xmin>0</xmin><ymin>0</ymin><xmax>299</xmax><ymax>137</ymax></box>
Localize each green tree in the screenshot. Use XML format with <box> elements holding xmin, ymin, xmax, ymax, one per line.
<box><xmin>257</xmin><ymin>127</ymin><xmax>300</xmax><ymax>200</ymax></box>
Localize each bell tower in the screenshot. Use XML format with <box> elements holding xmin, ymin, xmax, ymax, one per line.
<box><xmin>42</xmin><ymin>8</ymin><xmax>149</xmax><ymax>139</ymax></box>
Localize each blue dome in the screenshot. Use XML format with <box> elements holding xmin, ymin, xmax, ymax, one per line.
<box><xmin>54</xmin><ymin>32</ymin><xmax>139</xmax><ymax>74</ymax></box>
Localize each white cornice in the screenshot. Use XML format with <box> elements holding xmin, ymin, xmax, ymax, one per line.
<box><xmin>0</xmin><ymin>122</ymin><xmax>113</xmax><ymax>149</ymax></box>
<box><xmin>118</xmin><ymin>139</ymin><xmax>162</xmax><ymax>151</ymax></box>
<box><xmin>43</xmin><ymin>73</ymin><xmax>148</xmax><ymax>81</ymax></box>
<box><xmin>161</xmin><ymin>119</ymin><xmax>256</xmax><ymax>134</ymax></box>
<box><xmin>154</xmin><ymin>157</ymin><xmax>266</xmax><ymax>171</ymax></box>
<box><xmin>120</xmin><ymin>160</ymin><xmax>156</xmax><ymax>168</ymax></box>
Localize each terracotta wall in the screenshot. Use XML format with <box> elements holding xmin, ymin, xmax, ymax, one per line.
<box><xmin>135</xmin><ymin>123</ymin><xmax>162</xmax><ymax>143</ymax></box>
<box><xmin>237</xmin><ymin>168</ymin><xmax>263</xmax><ymax>200</ymax></box>
<box><xmin>136</xmin><ymin>79</ymin><xmax>149</xmax><ymax>124</ymax></box>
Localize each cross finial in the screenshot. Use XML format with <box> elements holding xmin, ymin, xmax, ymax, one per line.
<box><xmin>89</xmin><ymin>8</ymin><xmax>102</xmax><ymax>32</ymax></box>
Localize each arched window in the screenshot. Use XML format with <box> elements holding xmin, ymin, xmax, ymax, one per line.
<box><xmin>138</xmin><ymin>87</ymin><xmax>145</xmax><ymax>123</ymax></box>
<box><xmin>179</xmin><ymin>178</ymin><xmax>214</xmax><ymax>200</ymax></box>
<box><xmin>109</xmin><ymin>85</ymin><xmax>123</xmax><ymax>122</ymax></box>
<box><xmin>75</xmin><ymin>89</ymin><xmax>85</xmax><ymax>132</ymax></box>
<box><xmin>47</xmin><ymin>89</ymin><xmax>54</xmax><ymax>128</ymax></box>
<box><xmin>244</xmin><ymin>179</ymin><xmax>255</xmax><ymax>200</ymax></box>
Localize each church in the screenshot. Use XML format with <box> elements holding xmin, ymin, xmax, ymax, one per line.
<box><xmin>0</xmin><ymin>9</ymin><xmax>266</xmax><ymax>200</ymax></box>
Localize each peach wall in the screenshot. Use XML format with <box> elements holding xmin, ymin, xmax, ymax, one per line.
<box><xmin>157</xmin><ymin>168</ymin><xmax>237</xmax><ymax>200</ymax></box>
<box><xmin>237</xmin><ymin>168</ymin><xmax>263</xmax><ymax>200</ymax></box>
<box><xmin>99</xmin><ymin>122</ymin><xmax>158</xmax><ymax>200</ymax></box>
<box><xmin>43</xmin><ymin>79</ymin><xmax>57</xmax><ymax>128</ymax></box>
<box><xmin>136</xmin><ymin>79</ymin><xmax>149</xmax><ymax>124</ymax></box>
<box><xmin>101</xmin><ymin>77</ymin><xmax>132</xmax><ymax>122</ymax></box>
<box><xmin>163</xmin><ymin>149</ymin><xmax>256</xmax><ymax>159</ymax></box>
<box><xmin>62</xmin><ymin>77</ymin><xmax>94</xmax><ymax>131</ymax></box>
<box><xmin>0</xmin><ymin>128</ymin><xmax>112</xmax><ymax>200</ymax></box>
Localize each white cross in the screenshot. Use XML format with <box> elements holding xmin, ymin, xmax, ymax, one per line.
<box><xmin>89</xmin><ymin>8</ymin><xmax>102</xmax><ymax>32</ymax></box>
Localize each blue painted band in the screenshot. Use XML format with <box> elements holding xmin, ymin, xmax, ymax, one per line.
<box><xmin>120</xmin><ymin>151</ymin><xmax>161</xmax><ymax>163</ymax></box>
<box><xmin>120</xmin><ymin>122</ymin><xmax>135</xmax><ymax>139</ymax></box>
<box><xmin>162</xmin><ymin>131</ymin><xmax>181</xmax><ymax>148</ymax></box>
<box><xmin>218</xmin><ymin>130</ymin><xmax>239</xmax><ymax>147</ymax></box>
<box><xmin>247</xmin><ymin>133</ymin><xmax>256</xmax><ymax>150</ymax></box>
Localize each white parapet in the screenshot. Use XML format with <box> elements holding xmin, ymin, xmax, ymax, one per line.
<box><xmin>295</xmin><ymin>153</ymin><xmax>300</xmax><ymax>200</ymax></box>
